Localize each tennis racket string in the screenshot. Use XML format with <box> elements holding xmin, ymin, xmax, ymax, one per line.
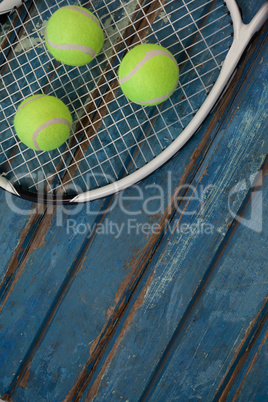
<box><xmin>0</xmin><ymin>0</ymin><xmax>233</xmax><ymax>196</ymax></box>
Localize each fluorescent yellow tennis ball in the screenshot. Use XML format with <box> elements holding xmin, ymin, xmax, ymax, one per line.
<box><xmin>14</xmin><ymin>95</ymin><xmax>72</xmax><ymax>152</ymax></box>
<box><xmin>118</xmin><ymin>44</ymin><xmax>179</xmax><ymax>106</ymax></box>
<box><xmin>45</xmin><ymin>6</ymin><xmax>104</xmax><ymax>66</ymax></box>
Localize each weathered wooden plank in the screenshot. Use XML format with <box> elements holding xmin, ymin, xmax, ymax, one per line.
<box><xmin>145</xmin><ymin>170</ymin><xmax>267</xmax><ymax>401</ymax></box>
<box><xmin>0</xmin><ymin>48</ymin><xmax>248</xmax><ymax>402</ymax></box>
<box><xmin>0</xmin><ymin>110</ymin><xmax>207</xmax><ymax>400</ymax></box>
<box><xmin>0</xmin><ymin>197</ymin><xmax>107</xmax><ymax>393</ymax></box>
<box><xmin>72</xmin><ymin>28</ymin><xmax>267</xmax><ymax>401</ymax></box>
<box><xmin>221</xmin><ymin>308</ymin><xmax>267</xmax><ymax>401</ymax></box>
<box><xmin>10</xmin><ymin>23</ymin><xmax>268</xmax><ymax>402</ymax></box>
<box><xmin>0</xmin><ymin>192</ymin><xmax>37</xmax><ymax>288</ymax></box>
<box><xmin>0</xmin><ymin>83</ymin><xmax>216</xmax><ymax>398</ymax></box>
<box><xmin>0</xmin><ymin>191</ymin><xmax>31</xmax><ymax>280</ymax></box>
<box><xmin>227</xmin><ymin>325</ymin><xmax>268</xmax><ymax>401</ymax></box>
<box><xmin>0</xmin><ymin>0</ymin><xmax>233</xmax><ymax>397</ymax></box>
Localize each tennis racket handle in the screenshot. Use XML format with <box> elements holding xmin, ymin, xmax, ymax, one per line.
<box><xmin>230</xmin><ymin>2</ymin><xmax>268</xmax><ymax>63</ymax></box>
<box><xmin>0</xmin><ymin>0</ymin><xmax>24</xmax><ymax>14</ymax></box>
<box><xmin>247</xmin><ymin>3</ymin><xmax>268</xmax><ymax>36</ymax></box>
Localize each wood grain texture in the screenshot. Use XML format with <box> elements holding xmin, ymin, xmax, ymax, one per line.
<box><xmin>0</xmin><ymin>192</ymin><xmax>34</xmax><ymax>284</ymax></box>
<box><xmin>0</xmin><ymin>110</ymin><xmax>210</xmax><ymax>400</ymax></box>
<box><xmin>227</xmin><ymin>325</ymin><xmax>268</xmax><ymax>401</ymax></box>
<box><xmin>0</xmin><ymin>0</ymin><xmax>267</xmax><ymax>401</ymax></box>
<box><xmin>145</xmin><ymin>170</ymin><xmax>268</xmax><ymax>401</ymax></box>
<box><xmin>77</xmin><ymin>25</ymin><xmax>268</xmax><ymax>401</ymax></box>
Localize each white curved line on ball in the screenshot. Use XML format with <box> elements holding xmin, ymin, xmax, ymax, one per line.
<box><xmin>33</xmin><ymin>118</ymin><xmax>72</xmax><ymax>151</ymax></box>
<box><xmin>46</xmin><ymin>34</ymin><xmax>97</xmax><ymax>58</ymax></box>
<box><xmin>118</xmin><ymin>49</ymin><xmax>177</xmax><ymax>85</ymax></box>
<box><xmin>135</xmin><ymin>85</ymin><xmax>178</xmax><ymax>105</ymax></box>
<box><xmin>63</xmin><ymin>6</ymin><xmax>100</xmax><ymax>27</ymax></box>
<box><xmin>18</xmin><ymin>95</ymin><xmax>46</xmax><ymax>111</ymax></box>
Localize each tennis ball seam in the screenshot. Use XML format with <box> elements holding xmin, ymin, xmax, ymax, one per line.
<box><xmin>46</xmin><ymin>32</ymin><xmax>97</xmax><ymax>59</ymax></box>
<box><xmin>32</xmin><ymin>118</ymin><xmax>72</xmax><ymax>151</ymax></box>
<box><xmin>18</xmin><ymin>94</ymin><xmax>46</xmax><ymax>110</ymax></box>
<box><xmin>118</xmin><ymin>49</ymin><xmax>177</xmax><ymax>84</ymax></box>
<box><xmin>64</xmin><ymin>6</ymin><xmax>100</xmax><ymax>26</ymax></box>
<box><xmin>134</xmin><ymin>88</ymin><xmax>177</xmax><ymax>105</ymax></box>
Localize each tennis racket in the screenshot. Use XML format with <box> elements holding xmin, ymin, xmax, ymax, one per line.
<box><xmin>0</xmin><ymin>0</ymin><xmax>267</xmax><ymax>204</ymax></box>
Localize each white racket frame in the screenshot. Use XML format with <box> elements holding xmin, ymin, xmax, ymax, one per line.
<box><xmin>0</xmin><ymin>0</ymin><xmax>24</xmax><ymax>14</ymax></box>
<box><xmin>0</xmin><ymin>0</ymin><xmax>267</xmax><ymax>203</ymax></box>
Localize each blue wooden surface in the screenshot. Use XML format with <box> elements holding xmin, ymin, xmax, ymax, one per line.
<box><xmin>0</xmin><ymin>0</ymin><xmax>267</xmax><ymax>401</ymax></box>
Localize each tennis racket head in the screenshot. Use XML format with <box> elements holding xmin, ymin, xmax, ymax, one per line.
<box><xmin>0</xmin><ymin>0</ymin><xmax>267</xmax><ymax>204</ymax></box>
